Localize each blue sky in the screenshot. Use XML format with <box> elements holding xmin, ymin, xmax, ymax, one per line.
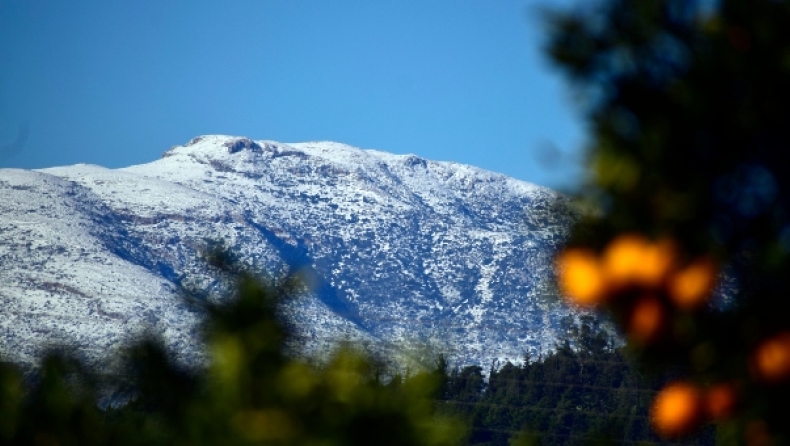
<box><xmin>0</xmin><ymin>0</ymin><xmax>586</xmax><ymax>191</ymax></box>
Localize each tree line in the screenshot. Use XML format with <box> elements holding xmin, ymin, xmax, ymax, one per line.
<box><xmin>435</xmin><ymin>315</ymin><xmax>715</xmax><ymax>445</ymax></box>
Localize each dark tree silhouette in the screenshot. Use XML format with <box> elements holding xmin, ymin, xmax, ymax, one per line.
<box><xmin>546</xmin><ymin>0</ymin><xmax>790</xmax><ymax>442</ymax></box>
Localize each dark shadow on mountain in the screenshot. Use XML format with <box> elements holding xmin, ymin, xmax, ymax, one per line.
<box><xmin>244</xmin><ymin>215</ymin><xmax>367</xmax><ymax>329</ymax></box>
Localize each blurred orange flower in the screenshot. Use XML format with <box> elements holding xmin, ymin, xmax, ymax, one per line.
<box><xmin>705</xmin><ymin>382</ymin><xmax>737</xmax><ymax>420</ymax></box>
<box><xmin>556</xmin><ymin>248</ymin><xmax>607</xmax><ymax>306</ymax></box>
<box><xmin>753</xmin><ymin>332</ymin><xmax>790</xmax><ymax>384</ymax></box>
<box><xmin>629</xmin><ymin>296</ymin><xmax>664</xmax><ymax>343</ymax></box>
<box><xmin>668</xmin><ymin>258</ymin><xmax>717</xmax><ymax>310</ymax></box>
<box><xmin>603</xmin><ymin>234</ymin><xmax>675</xmax><ymax>289</ymax></box>
<box><xmin>745</xmin><ymin>420</ymin><xmax>773</xmax><ymax>446</ymax></box>
<box><xmin>651</xmin><ymin>381</ymin><xmax>702</xmax><ymax>438</ymax></box>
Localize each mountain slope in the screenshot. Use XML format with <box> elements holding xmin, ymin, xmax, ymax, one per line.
<box><xmin>1</xmin><ymin>135</ymin><xmax>575</xmax><ymax>367</ymax></box>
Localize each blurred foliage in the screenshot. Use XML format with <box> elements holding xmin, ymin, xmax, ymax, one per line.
<box><xmin>546</xmin><ymin>0</ymin><xmax>790</xmax><ymax>442</ymax></box>
<box><xmin>0</xmin><ymin>267</ymin><xmax>463</xmax><ymax>445</ymax></box>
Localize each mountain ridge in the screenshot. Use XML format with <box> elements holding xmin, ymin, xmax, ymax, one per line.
<box><xmin>0</xmin><ymin>135</ymin><xmax>576</xmax><ymax>368</ymax></box>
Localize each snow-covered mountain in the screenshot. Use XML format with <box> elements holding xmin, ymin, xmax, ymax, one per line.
<box><xmin>0</xmin><ymin>135</ymin><xmax>576</xmax><ymax>368</ymax></box>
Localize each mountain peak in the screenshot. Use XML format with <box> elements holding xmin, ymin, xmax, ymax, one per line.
<box><xmin>162</xmin><ymin>135</ymin><xmax>271</xmax><ymax>158</ymax></box>
<box><xmin>2</xmin><ymin>136</ymin><xmax>576</xmax><ymax>368</ymax></box>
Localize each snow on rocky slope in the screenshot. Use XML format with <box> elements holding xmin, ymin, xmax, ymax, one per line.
<box><xmin>0</xmin><ymin>135</ymin><xmax>576</xmax><ymax>368</ymax></box>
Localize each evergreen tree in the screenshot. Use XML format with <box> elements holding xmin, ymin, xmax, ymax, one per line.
<box><xmin>438</xmin><ymin>317</ymin><xmax>715</xmax><ymax>445</ymax></box>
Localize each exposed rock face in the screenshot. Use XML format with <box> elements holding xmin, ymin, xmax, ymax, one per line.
<box><xmin>0</xmin><ymin>135</ymin><xmax>576</xmax><ymax>368</ymax></box>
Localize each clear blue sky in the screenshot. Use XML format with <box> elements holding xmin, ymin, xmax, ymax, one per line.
<box><xmin>0</xmin><ymin>0</ymin><xmax>586</xmax><ymax>191</ymax></box>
